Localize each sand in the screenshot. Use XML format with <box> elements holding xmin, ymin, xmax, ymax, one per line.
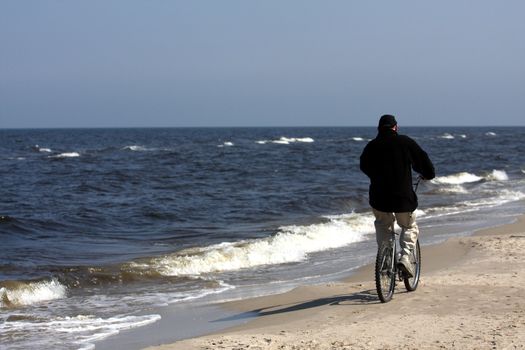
<box><xmin>146</xmin><ymin>215</ymin><xmax>525</xmax><ymax>350</ymax></box>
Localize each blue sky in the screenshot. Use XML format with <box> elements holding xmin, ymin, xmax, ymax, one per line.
<box><xmin>1</xmin><ymin>1</ymin><xmax>524</xmax><ymax>128</ymax></box>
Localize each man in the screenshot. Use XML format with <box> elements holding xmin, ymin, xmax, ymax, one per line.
<box><xmin>360</xmin><ymin>114</ymin><xmax>435</xmax><ymax>277</ymax></box>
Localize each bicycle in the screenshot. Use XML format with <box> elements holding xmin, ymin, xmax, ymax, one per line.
<box><xmin>374</xmin><ymin>177</ymin><xmax>423</xmax><ymax>303</ymax></box>
<box><xmin>375</xmin><ymin>230</ymin><xmax>421</xmax><ymax>303</ymax></box>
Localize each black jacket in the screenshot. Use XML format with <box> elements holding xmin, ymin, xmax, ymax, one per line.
<box><xmin>360</xmin><ymin>129</ymin><xmax>435</xmax><ymax>212</ymax></box>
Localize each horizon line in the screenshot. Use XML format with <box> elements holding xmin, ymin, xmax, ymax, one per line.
<box><xmin>2</xmin><ymin>125</ymin><xmax>524</xmax><ymax>130</ymax></box>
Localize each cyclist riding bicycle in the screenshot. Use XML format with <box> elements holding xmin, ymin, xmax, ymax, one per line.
<box><xmin>360</xmin><ymin>115</ymin><xmax>435</xmax><ymax>277</ymax></box>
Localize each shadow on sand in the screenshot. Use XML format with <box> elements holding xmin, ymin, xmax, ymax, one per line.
<box><xmin>212</xmin><ymin>289</ymin><xmax>379</xmax><ymax>323</ymax></box>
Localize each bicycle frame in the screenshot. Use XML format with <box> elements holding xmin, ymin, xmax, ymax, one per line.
<box><xmin>374</xmin><ymin>176</ymin><xmax>424</xmax><ymax>302</ymax></box>
<box><xmin>387</xmin><ymin>231</ymin><xmax>403</xmax><ymax>281</ymax></box>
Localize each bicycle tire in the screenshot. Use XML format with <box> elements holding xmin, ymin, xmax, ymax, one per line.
<box><xmin>403</xmin><ymin>240</ymin><xmax>421</xmax><ymax>291</ymax></box>
<box><xmin>375</xmin><ymin>242</ymin><xmax>396</xmax><ymax>303</ymax></box>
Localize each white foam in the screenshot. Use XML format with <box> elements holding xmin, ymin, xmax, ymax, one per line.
<box><xmin>66</xmin><ymin>314</ymin><xmax>161</xmax><ymax>343</ymax></box>
<box><xmin>292</xmin><ymin>137</ymin><xmax>314</xmax><ymax>143</ymax></box>
<box><xmin>487</xmin><ymin>169</ymin><xmax>508</xmax><ymax>181</ymax></box>
<box><xmin>414</xmin><ymin>209</ymin><xmax>427</xmax><ymax>217</ymax></box>
<box><xmin>423</xmin><ymin>189</ymin><xmax>525</xmax><ymax>220</ymax></box>
<box><xmin>256</xmin><ymin>137</ymin><xmax>314</xmax><ymax>145</ymax></box>
<box><xmin>462</xmin><ymin>189</ymin><xmax>525</xmax><ymax>209</ymax></box>
<box><xmin>352</xmin><ymin>137</ymin><xmax>365</xmax><ymax>141</ymax></box>
<box><xmin>436</xmin><ymin>184</ymin><xmax>468</xmax><ymax>194</ymax></box>
<box><xmin>485</xmin><ymin>132</ymin><xmax>497</xmax><ymax>136</ymax></box>
<box><xmin>174</xmin><ymin>280</ymin><xmax>235</xmax><ymax>303</ymax></box>
<box><xmin>133</xmin><ymin>213</ymin><xmax>372</xmax><ymax>277</ymax></box>
<box><xmin>439</xmin><ymin>133</ymin><xmax>455</xmax><ymax>139</ymax></box>
<box><xmin>1</xmin><ymin>313</ymin><xmax>161</xmax><ymax>348</ymax></box>
<box><xmin>123</xmin><ymin>145</ymin><xmax>148</xmax><ymax>151</ymax></box>
<box><xmin>432</xmin><ymin>172</ymin><xmax>483</xmax><ymax>185</ymax></box>
<box><xmin>50</xmin><ymin>152</ymin><xmax>80</xmax><ymax>158</ymax></box>
<box><xmin>33</xmin><ymin>145</ymin><xmax>52</xmax><ymax>152</ymax></box>
<box><xmin>218</xmin><ymin>141</ymin><xmax>234</xmax><ymax>147</ymax></box>
<box><xmin>0</xmin><ymin>279</ymin><xmax>67</xmax><ymax>307</ymax></box>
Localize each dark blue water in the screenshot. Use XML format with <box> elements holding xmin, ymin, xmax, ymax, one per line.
<box><xmin>1</xmin><ymin>127</ymin><xmax>525</xmax><ymax>349</ymax></box>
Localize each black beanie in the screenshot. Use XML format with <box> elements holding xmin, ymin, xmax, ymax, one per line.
<box><xmin>378</xmin><ymin>114</ymin><xmax>397</xmax><ymax>129</ymax></box>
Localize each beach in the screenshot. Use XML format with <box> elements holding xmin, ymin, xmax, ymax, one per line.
<box><xmin>146</xmin><ymin>214</ymin><xmax>525</xmax><ymax>350</ymax></box>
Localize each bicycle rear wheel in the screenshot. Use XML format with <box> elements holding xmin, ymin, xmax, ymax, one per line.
<box><xmin>403</xmin><ymin>240</ymin><xmax>421</xmax><ymax>291</ymax></box>
<box><xmin>375</xmin><ymin>242</ymin><xmax>396</xmax><ymax>303</ymax></box>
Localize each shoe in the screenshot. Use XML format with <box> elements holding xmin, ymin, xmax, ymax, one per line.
<box><xmin>398</xmin><ymin>254</ymin><xmax>415</xmax><ymax>278</ymax></box>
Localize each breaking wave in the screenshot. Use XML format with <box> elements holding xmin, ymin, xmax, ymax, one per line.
<box><xmin>487</xmin><ymin>169</ymin><xmax>508</xmax><ymax>181</ymax></box>
<box><xmin>32</xmin><ymin>145</ymin><xmax>53</xmax><ymax>153</ymax></box>
<box><xmin>439</xmin><ymin>133</ymin><xmax>455</xmax><ymax>139</ymax></box>
<box><xmin>129</xmin><ymin>213</ymin><xmax>372</xmax><ymax>277</ymax></box>
<box><xmin>218</xmin><ymin>141</ymin><xmax>234</xmax><ymax>147</ymax></box>
<box><xmin>432</xmin><ymin>172</ymin><xmax>483</xmax><ymax>185</ymax></box>
<box><xmin>436</xmin><ymin>184</ymin><xmax>468</xmax><ymax>194</ymax></box>
<box><xmin>432</xmin><ymin>170</ymin><xmax>510</xmax><ymax>186</ymax></box>
<box><xmin>122</xmin><ymin>145</ymin><xmax>149</xmax><ymax>151</ymax></box>
<box><xmin>468</xmin><ymin>189</ymin><xmax>525</xmax><ymax>207</ymax></box>
<box><xmin>0</xmin><ymin>279</ymin><xmax>67</xmax><ymax>308</ymax></box>
<box><xmin>256</xmin><ymin>137</ymin><xmax>314</xmax><ymax>145</ymax></box>
<box><xmin>49</xmin><ymin>152</ymin><xmax>80</xmax><ymax>159</ymax></box>
<box><xmin>437</xmin><ymin>133</ymin><xmax>466</xmax><ymax>140</ymax></box>
<box><xmin>0</xmin><ymin>313</ymin><xmax>161</xmax><ymax>349</ymax></box>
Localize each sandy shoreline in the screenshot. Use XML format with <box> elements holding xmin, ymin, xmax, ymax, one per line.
<box><xmin>142</xmin><ymin>213</ymin><xmax>525</xmax><ymax>350</ymax></box>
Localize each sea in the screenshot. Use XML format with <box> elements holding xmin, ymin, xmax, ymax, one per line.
<box><xmin>1</xmin><ymin>127</ymin><xmax>525</xmax><ymax>349</ymax></box>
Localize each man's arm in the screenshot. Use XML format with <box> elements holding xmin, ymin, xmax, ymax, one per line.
<box><xmin>360</xmin><ymin>144</ymin><xmax>373</xmax><ymax>178</ymax></box>
<box><xmin>409</xmin><ymin>140</ymin><xmax>435</xmax><ymax>180</ymax></box>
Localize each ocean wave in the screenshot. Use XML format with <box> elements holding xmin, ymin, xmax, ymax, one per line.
<box><xmin>129</xmin><ymin>213</ymin><xmax>372</xmax><ymax>277</ymax></box>
<box><xmin>256</xmin><ymin>137</ymin><xmax>314</xmax><ymax>145</ymax></box>
<box><xmin>486</xmin><ymin>169</ymin><xmax>508</xmax><ymax>181</ymax></box>
<box><xmin>0</xmin><ymin>278</ymin><xmax>67</xmax><ymax>308</ymax></box>
<box><xmin>414</xmin><ymin>209</ymin><xmax>426</xmax><ymax>217</ymax></box>
<box><xmin>352</xmin><ymin>137</ymin><xmax>365</xmax><ymax>141</ymax></box>
<box><xmin>32</xmin><ymin>145</ymin><xmax>52</xmax><ymax>153</ymax></box>
<box><xmin>485</xmin><ymin>132</ymin><xmax>497</xmax><ymax>136</ymax></box>
<box><xmin>122</xmin><ymin>145</ymin><xmax>149</xmax><ymax>152</ymax></box>
<box><xmin>122</xmin><ymin>145</ymin><xmax>176</xmax><ymax>152</ymax></box>
<box><xmin>462</xmin><ymin>189</ymin><xmax>525</xmax><ymax>209</ymax></box>
<box><xmin>436</xmin><ymin>184</ymin><xmax>468</xmax><ymax>194</ymax></box>
<box><xmin>432</xmin><ymin>172</ymin><xmax>483</xmax><ymax>185</ymax></box>
<box><xmin>0</xmin><ymin>215</ymin><xmax>14</xmax><ymax>222</ymax></box>
<box><xmin>218</xmin><ymin>141</ymin><xmax>234</xmax><ymax>148</ymax></box>
<box><xmin>49</xmin><ymin>152</ymin><xmax>80</xmax><ymax>159</ymax></box>
<box><xmin>1</xmin><ymin>313</ymin><xmax>161</xmax><ymax>349</ymax></box>
<box><xmin>432</xmin><ymin>170</ymin><xmax>510</xmax><ymax>186</ymax></box>
<box><xmin>437</xmin><ymin>133</ymin><xmax>468</xmax><ymax>140</ymax></box>
<box><xmin>422</xmin><ymin>189</ymin><xmax>525</xmax><ymax>220</ymax></box>
<box><xmin>439</xmin><ymin>133</ymin><xmax>455</xmax><ymax>139</ymax></box>
<box><xmin>40</xmin><ymin>147</ymin><xmax>53</xmax><ymax>152</ymax></box>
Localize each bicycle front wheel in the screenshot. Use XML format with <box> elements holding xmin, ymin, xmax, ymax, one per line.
<box><xmin>375</xmin><ymin>242</ymin><xmax>396</xmax><ymax>303</ymax></box>
<box><xmin>403</xmin><ymin>240</ymin><xmax>421</xmax><ymax>291</ymax></box>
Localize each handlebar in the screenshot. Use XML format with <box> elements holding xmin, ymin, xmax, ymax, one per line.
<box><xmin>413</xmin><ymin>176</ymin><xmax>424</xmax><ymax>193</ymax></box>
